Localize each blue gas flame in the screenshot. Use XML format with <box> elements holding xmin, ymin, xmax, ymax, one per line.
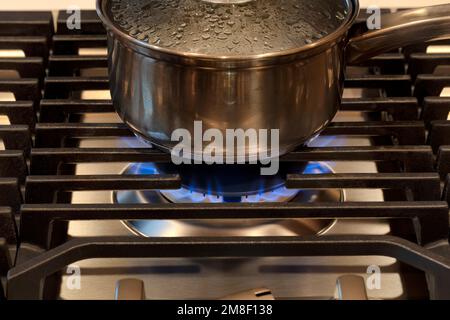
<box><xmin>132</xmin><ymin>162</ymin><xmax>328</xmax><ymax>204</ymax></box>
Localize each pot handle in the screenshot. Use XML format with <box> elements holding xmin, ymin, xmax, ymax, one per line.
<box><xmin>347</xmin><ymin>4</ymin><xmax>450</xmax><ymax>64</ymax></box>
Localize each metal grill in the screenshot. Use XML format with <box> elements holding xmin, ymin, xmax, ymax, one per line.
<box><xmin>0</xmin><ymin>9</ymin><xmax>449</xmax><ymax>300</ymax></box>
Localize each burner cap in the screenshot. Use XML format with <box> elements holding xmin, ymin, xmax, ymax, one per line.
<box><xmin>145</xmin><ymin>162</ymin><xmax>307</xmax><ymax>197</ymax></box>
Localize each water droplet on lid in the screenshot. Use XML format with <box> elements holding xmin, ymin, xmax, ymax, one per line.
<box><xmin>129</xmin><ymin>28</ymin><xmax>139</xmax><ymax>36</ymax></box>
<box><xmin>150</xmin><ymin>36</ymin><xmax>160</xmax><ymax>44</ymax></box>
<box><xmin>137</xmin><ymin>33</ymin><xmax>148</xmax><ymax>41</ymax></box>
<box><xmin>313</xmin><ymin>33</ymin><xmax>322</xmax><ymax>40</ymax></box>
<box><xmin>335</xmin><ymin>11</ymin><xmax>345</xmax><ymax>20</ymax></box>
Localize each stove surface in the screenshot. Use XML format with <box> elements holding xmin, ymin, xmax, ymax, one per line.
<box><xmin>59</xmin><ymin>105</ymin><xmax>406</xmax><ymax>300</ymax></box>
<box><xmin>1</xmin><ymin>5</ymin><xmax>450</xmax><ymax>301</ymax></box>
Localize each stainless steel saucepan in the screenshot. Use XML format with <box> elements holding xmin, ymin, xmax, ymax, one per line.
<box><xmin>97</xmin><ymin>0</ymin><xmax>450</xmax><ymax>161</ymax></box>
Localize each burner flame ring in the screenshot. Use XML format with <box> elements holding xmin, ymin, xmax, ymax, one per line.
<box><xmin>113</xmin><ymin>162</ymin><xmax>344</xmax><ymax>237</ymax></box>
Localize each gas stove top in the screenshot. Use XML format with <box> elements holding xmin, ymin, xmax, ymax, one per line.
<box><xmin>0</xmin><ymin>8</ymin><xmax>450</xmax><ymax>301</ymax></box>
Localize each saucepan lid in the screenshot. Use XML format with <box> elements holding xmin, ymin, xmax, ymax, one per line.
<box><xmin>98</xmin><ymin>0</ymin><xmax>355</xmax><ymax>61</ymax></box>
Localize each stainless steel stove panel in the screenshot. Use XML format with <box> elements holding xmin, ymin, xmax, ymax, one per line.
<box><xmin>59</xmin><ymin>109</ymin><xmax>407</xmax><ymax>300</ymax></box>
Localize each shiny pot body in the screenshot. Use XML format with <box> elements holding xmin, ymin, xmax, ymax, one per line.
<box><xmin>108</xmin><ymin>34</ymin><xmax>347</xmax><ymax>160</ymax></box>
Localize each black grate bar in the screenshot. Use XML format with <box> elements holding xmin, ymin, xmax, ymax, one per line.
<box><xmin>357</xmin><ymin>53</ymin><xmax>406</xmax><ymax>75</ymax></box>
<box><xmin>29</xmin><ymin>146</ymin><xmax>435</xmax><ymax>175</ymax></box>
<box><xmin>0</xmin><ymin>125</ymin><xmax>31</xmax><ymax>152</ymax></box>
<box><xmin>30</xmin><ymin>148</ymin><xmax>170</xmax><ymax>175</ymax></box>
<box><xmin>323</xmin><ymin>121</ymin><xmax>426</xmax><ymax>145</ymax></box>
<box><xmin>408</xmin><ymin>53</ymin><xmax>450</xmax><ymax>80</ymax></box>
<box><xmin>0</xmin><ymin>150</ymin><xmax>28</xmax><ymax>183</ymax></box>
<box><xmin>0</xmin><ymin>78</ymin><xmax>41</xmax><ymax>105</ymax></box>
<box><xmin>43</xmin><ymin>76</ymin><xmax>109</xmax><ymax>99</ymax></box>
<box><xmin>48</xmin><ymin>55</ymin><xmax>107</xmax><ymax>76</ymax></box>
<box><xmin>345</xmin><ymin>75</ymin><xmax>411</xmax><ymax>96</ymax></box>
<box><xmin>0</xmin><ymin>36</ymin><xmax>49</xmax><ymax>59</ymax></box>
<box><xmin>0</xmin><ymin>237</ymin><xmax>9</xmax><ymax>301</ymax></box>
<box><xmin>0</xmin><ymin>102</ymin><xmax>35</xmax><ymax>128</ymax></box>
<box><xmin>341</xmin><ymin>97</ymin><xmax>418</xmax><ymax>120</ymax></box>
<box><xmin>7</xmin><ymin>235</ymin><xmax>450</xmax><ymax>300</ymax></box>
<box><xmin>34</xmin><ymin>123</ymin><xmax>131</xmax><ymax>148</ymax></box>
<box><xmin>0</xmin><ymin>58</ymin><xmax>45</xmax><ymax>79</ymax></box>
<box><xmin>414</xmin><ymin>75</ymin><xmax>450</xmax><ymax>101</ymax></box>
<box><xmin>23</xmin><ymin>173</ymin><xmax>441</xmax><ymax>203</ymax></box>
<box><xmin>19</xmin><ymin>201</ymin><xmax>449</xmax><ymax>249</ymax></box>
<box><xmin>0</xmin><ymin>236</ymin><xmax>10</xmax><ymax>301</ymax></box>
<box><xmin>0</xmin><ymin>207</ymin><xmax>17</xmax><ymax>245</ymax></box>
<box><xmin>444</xmin><ymin>175</ymin><xmax>450</xmax><ymax>204</ymax></box>
<box><xmin>287</xmin><ymin>173</ymin><xmax>441</xmax><ymax>201</ymax></box>
<box><xmin>25</xmin><ymin>174</ymin><xmax>182</xmax><ymax>204</ymax></box>
<box><xmin>284</xmin><ymin>145</ymin><xmax>434</xmax><ymax>172</ymax></box>
<box><xmin>0</xmin><ymin>178</ymin><xmax>22</xmax><ymax>214</ymax></box>
<box><xmin>0</xmin><ymin>263</ymin><xmax>4</xmax><ymax>299</ymax></box>
<box><xmin>403</xmin><ymin>38</ymin><xmax>450</xmax><ymax>57</ymax></box>
<box><xmin>429</xmin><ymin>121</ymin><xmax>450</xmax><ymax>153</ymax></box>
<box><xmin>39</xmin><ymin>99</ymin><xmax>113</xmax><ymax>122</ymax></box>
<box><xmin>20</xmin><ymin>202</ymin><xmax>447</xmax><ymax>223</ymax></box>
<box><xmin>52</xmin><ymin>35</ymin><xmax>107</xmax><ymax>55</ymax></box>
<box><xmin>0</xmin><ymin>11</ymin><xmax>53</xmax><ymax>39</ymax></box>
<box><xmin>0</xmin><ymin>237</ymin><xmax>11</xmax><ymax>276</ymax></box>
<box><xmin>422</xmin><ymin>97</ymin><xmax>450</xmax><ymax>126</ymax></box>
<box><xmin>437</xmin><ymin>146</ymin><xmax>450</xmax><ymax>180</ymax></box>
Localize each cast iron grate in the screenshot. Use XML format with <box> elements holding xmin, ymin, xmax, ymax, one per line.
<box><xmin>0</xmin><ymin>11</ymin><xmax>53</xmax><ymax>300</ymax></box>
<box><xmin>0</xmin><ymin>9</ymin><xmax>449</xmax><ymax>300</ymax></box>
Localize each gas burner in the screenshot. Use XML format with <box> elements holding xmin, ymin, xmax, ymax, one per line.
<box><xmin>149</xmin><ymin>162</ymin><xmax>309</xmax><ymax>197</ymax></box>
<box><xmin>135</xmin><ymin>162</ymin><xmax>302</xmax><ymax>203</ymax></box>
<box><xmin>160</xmin><ymin>186</ymin><xmax>299</xmax><ymax>204</ymax></box>
<box><xmin>113</xmin><ymin>162</ymin><xmax>344</xmax><ymax>237</ymax></box>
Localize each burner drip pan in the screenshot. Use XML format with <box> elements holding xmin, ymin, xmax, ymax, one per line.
<box><xmin>113</xmin><ymin>162</ymin><xmax>344</xmax><ymax>237</ymax></box>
